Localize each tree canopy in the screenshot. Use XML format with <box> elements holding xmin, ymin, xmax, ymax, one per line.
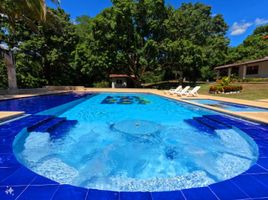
<box><xmin>0</xmin><ymin>0</ymin><xmax>267</xmax><ymax>89</ymax></box>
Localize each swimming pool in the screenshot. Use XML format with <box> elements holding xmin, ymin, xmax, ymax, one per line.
<box><xmin>185</xmin><ymin>99</ymin><xmax>268</xmax><ymax>112</ymax></box>
<box><xmin>12</xmin><ymin>93</ymin><xmax>259</xmax><ymax>192</ymax></box>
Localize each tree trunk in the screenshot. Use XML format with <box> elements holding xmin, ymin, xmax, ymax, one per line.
<box><xmin>4</xmin><ymin>51</ymin><xmax>18</xmax><ymax>92</ymax></box>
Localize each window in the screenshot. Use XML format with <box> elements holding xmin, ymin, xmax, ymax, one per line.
<box><xmin>231</xmin><ymin>67</ymin><xmax>239</xmax><ymax>76</ymax></box>
<box><xmin>219</xmin><ymin>68</ymin><xmax>228</xmax><ymax>77</ymax></box>
<box><xmin>246</xmin><ymin>66</ymin><xmax>259</xmax><ymax>75</ymax></box>
<box><xmin>116</xmin><ymin>79</ymin><xmax>123</xmax><ymax>84</ymax></box>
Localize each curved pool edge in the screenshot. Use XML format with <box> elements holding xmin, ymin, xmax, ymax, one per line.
<box><xmin>1</xmin><ymin>104</ymin><xmax>268</xmax><ymax>199</ymax></box>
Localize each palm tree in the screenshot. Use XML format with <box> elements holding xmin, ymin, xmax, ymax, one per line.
<box><xmin>0</xmin><ymin>0</ymin><xmax>60</xmax><ymax>92</ymax></box>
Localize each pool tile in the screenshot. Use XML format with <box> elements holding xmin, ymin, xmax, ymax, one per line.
<box><xmin>0</xmin><ymin>167</ymin><xmax>19</xmax><ymax>182</ymax></box>
<box><xmin>259</xmin><ymin>147</ymin><xmax>268</xmax><ymax>158</ymax></box>
<box><xmin>230</xmin><ymin>175</ymin><xmax>268</xmax><ymax>198</ymax></box>
<box><xmin>151</xmin><ymin>191</ymin><xmax>185</xmax><ymax>200</ymax></box>
<box><xmin>242</xmin><ymin>129</ymin><xmax>268</xmax><ymax>140</ymax></box>
<box><xmin>0</xmin><ymin>136</ymin><xmax>15</xmax><ymax>145</ymax></box>
<box><xmin>16</xmin><ymin>185</ymin><xmax>59</xmax><ymax>200</ymax></box>
<box><xmin>0</xmin><ymin>144</ymin><xmax>13</xmax><ymax>154</ymax></box>
<box><xmin>257</xmin><ymin>158</ymin><xmax>268</xmax><ymax>170</ymax></box>
<box><xmin>52</xmin><ymin>185</ymin><xmax>87</xmax><ymax>200</ymax></box>
<box><xmin>0</xmin><ymin>167</ymin><xmax>36</xmax><ymax>186</ymax></box>
<box><xmin>181</xmin><ymin>187</ymin><xmax>218</xmax><ymax>200</ymax></box>
<box><xmin>251</xmin><ymin>174</ymin><xmax>268</xmax><ymax>187</ymax></box>
<box><xmin>30</xmin><ymin>175</ymin><xmax>59</xmax><ymax>185</ymax></box>
<box><xmin>244</xmin><ymin>164</ymin><xmax>268</xmax><ymax>174</ymax></box>
<box><xmin>87</xmin><ymin>189</ymin><xmax>119</xmax><ymax>200</ymax></box>
<box><xmin>120</xmin><ymin>191</ymin><xmax>152</xmax><ymax>200</ymax></box>
<box><xmin>0</xmin><ymin>186</ymin><xmax>27</xmax><ymax>200</ymax></box>
<box><xmin>0</xmin><ymin>153</ymin><xmax>20</xmax><ymax>167</ymax></box>
<box><xmin>209</xmin><ymin>180</ymin><xmax>249</xmax><ymax>199</ymax></box>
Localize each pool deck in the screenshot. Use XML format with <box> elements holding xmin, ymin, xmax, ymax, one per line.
<box><xmin>0</xmin><ymin>112</ymin><xmax>25</xmax><ymax>122</ymax></box>
<box><xmin>1</xmin><ymin>88</ymin><xmax>268</xmax><ymax>199</ymax></box>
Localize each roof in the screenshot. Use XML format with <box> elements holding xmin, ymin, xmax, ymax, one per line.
<box><xmin>109</xmin><ymin>74</ymin><xmax>135</xmax><ymax>78</ymax></box>
<box><xmin>215</xmin><ymin>57</ymin><xmax>268</xmax><ymax>70</ymax></box>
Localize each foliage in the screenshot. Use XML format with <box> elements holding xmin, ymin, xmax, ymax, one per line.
<box><xmin>226</xmin><ymin>24</ymin><xmax>268</xmax><ymax>63</ymax></box>
<box><xmin>1</xmin><ymin>1</ymin><xmax>267</xmax><ymax>89</ymax></box>
<box><xmin>141</xmin><ymin>71</ymin><xmax>164</xmax><ymax>83</ymax></box>
<box><xmin>209</xmin><ymin>85</ymin><xmax>242</xmax><ymax>93</ymax></box>
<box><xmin>12</xmin><ymin>8</ymin><xmax>80</xmax><ymax>88</ymax></box>
<box><xmin>220</xmin><ymin>76</ymin><xmax>231</xmax><ymax>86</ymax></box>
<box><xmin>162</xmin><ymin>3</ymin><xmax>229</xmax><ymax>82</ymax></box>
<box><xmin>93</xmin><ymin>81</ymin><xmax>110</xmax><ymax>88</ymax></box>
<box><xmin>0</xmin><ymin>59</ymin><xmax>7</xmax><ymax>88</ymax></box>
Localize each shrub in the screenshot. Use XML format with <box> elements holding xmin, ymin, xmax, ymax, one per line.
<box><xmin>209</xmin><ymin>85</ymin><xmax>242</xmax><ymax>94</ymax></box>
<box><xmin>93</xmin><ymin>81</ymin><xmax>110</xmax><ymax>88</ymax></box>
<box><xmin>220</xmin><ymin>76</ymin><xmax>231</xmax><ymax>86</ymax></box>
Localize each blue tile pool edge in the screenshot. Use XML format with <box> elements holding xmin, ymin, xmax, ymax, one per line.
<box><xmin>182</xmin><ymin>98</ymin><xmax>268</xmax><ymax>111</ymax></box>
<box><xmin>1</xmin><ymin>96</ymin><xmax>268</xmax><ymax>199</ymax></box>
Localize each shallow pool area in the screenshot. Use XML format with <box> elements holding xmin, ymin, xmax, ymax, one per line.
<box><xmin>13</xmin><ymin>93</ymin><xmax>258</xmax><ymax>192</ymax></box>
<box><xmin>185</xmin><ymin>99</ymin><xmax>268</xmax><ymax>112</ymax></box>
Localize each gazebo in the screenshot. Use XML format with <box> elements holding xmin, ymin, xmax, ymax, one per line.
<box><xmin>109</xmin><ymin>74</ymin><xmax>135</xmax><ymax>88</ymax></box>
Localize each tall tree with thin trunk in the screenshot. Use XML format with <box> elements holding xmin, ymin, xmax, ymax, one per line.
<box><xmin>0</xmin><ymin>0</ymin><xmax>59</xmax><ymax>91</ymax></box>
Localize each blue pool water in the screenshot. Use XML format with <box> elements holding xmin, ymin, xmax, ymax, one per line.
<box><xmin>186</xmin><ymin>99</ymin><xmax>268</xmax><ymax>112</ymax></box>
<box><xmin>13</xmin><ymin>93</ymin><xmax>258</xmax><ymax>192</ymax></box>
<box><xmin>0</xmin><ymin>92</ymin><xmax>91</xmax><ymax>114</ymax></box>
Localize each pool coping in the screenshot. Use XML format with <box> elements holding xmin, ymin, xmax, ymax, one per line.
<box><xmin>1</xmin><ymin>89</ymin><xmax>268</xmax><ymax>199</ymax></box>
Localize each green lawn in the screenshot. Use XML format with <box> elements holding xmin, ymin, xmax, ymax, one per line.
<box><xmin>199</xmin><ymin>83</ymin><xmax>268</xmax><ymax>100</ymax></box>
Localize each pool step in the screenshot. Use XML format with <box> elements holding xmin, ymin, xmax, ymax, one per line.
<box><xmin>50</xmin><ymin>120</ymin><xmax>78</xmax><ymax>139</ymax></box>
<box><xmin>203</xmin><ymin>114</ymin><xmax>258</xmax><ymax>129</ymax></box>
<box><xmin>30</xmin><ymin>117</ymin><xmax>66</xmax><ymax>133</ymax></box>
<box><xmin>194</xmin><ymin>117</ymin><xmax>230</xmax><ymax>130</ymax></box>
<box><xmin>184</xmin><ymin>119</ymin><xmax>215</xmax><ymax>134</ymax></box>
<box><xmin>23</xmin><ymin>115</ymin><xmax>55</xmax><ymax>132</ymax></box>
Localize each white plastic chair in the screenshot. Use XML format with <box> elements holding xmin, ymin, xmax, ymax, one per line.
<box><xmin>165</xmin><ymin>85</ymin><xmax>182</xmax><ymax>95</ymax></box>
<box><xmin>186</xmin><ymin>86</ymin><xmax>201</xmax><ymax>97</ymax></box>
<box><xmin>176</xmin><ymin>86</ymin><xmax>191</xmax><ymax>96</ymax></box>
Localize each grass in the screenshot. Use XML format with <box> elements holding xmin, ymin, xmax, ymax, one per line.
<box><xmin>199</xmin><ymin>82</ymin><xmax>268</xmax><ymax>100</ymax></box>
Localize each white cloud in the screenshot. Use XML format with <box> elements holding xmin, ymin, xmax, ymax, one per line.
<box><xmin>230</xmin><ymin>17</ymin><xmax>268</xmax><ymax>36</ymax></box>
<box><xmin>230</xmin><ymin>22</ymin><xmax>253</xmax><ymax>36</ymax></box>
<box><xmin>255</xmin><ymin>18</ymin><xmax>268</xmax><ymax>26</ymax></box>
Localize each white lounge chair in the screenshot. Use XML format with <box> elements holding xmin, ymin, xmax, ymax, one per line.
<box><xmin>165</xmin><ymin>85</ymin><xmax>182</xmax><ymax>95</ymax></box>
<box><xmin>176</xmin><ymin>86</ymin><xmax>191</xmax><ymax>96</ymax></box>
<box><xmin>186</xmin><ymin>86</ymin><xmax>201</xmax><ymax>97</ymax></box>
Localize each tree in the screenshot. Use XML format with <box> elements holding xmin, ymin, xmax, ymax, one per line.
<box><xmin>0</xmin><ymin>0</ymin><xmax>59</xmax><ymax>91</ymax></box>
<box><xmin>163</xmin><ymin>3</ymin><xmax>229</xmax><ymax>82</ymax></box>
<box><xmin>227</xmin><ymin>25</ymin><xmax>268</xmax><ymax>64</ymax></box>
<box><xmin>76</xmin><ymin>0</ymin><xmax>168</xmax><ymax>87</ymax></box>
<box><xmin>14</xmin><ymin>8</ymin><xmax>79</xmax><ymax>87</ymax></box>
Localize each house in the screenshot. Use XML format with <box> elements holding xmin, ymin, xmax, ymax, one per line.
<box><xmin>215</xmin><ymin>57</ymin><xmax>268</xmax><ymax>79</ymax></box>
<box><xmin>109</xmin><ymin>74</ymin><xmax>135</xmax><ymax>88</ymax></box>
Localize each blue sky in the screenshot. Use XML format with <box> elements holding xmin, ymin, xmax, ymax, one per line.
<box><xmin>49</xmin><ymin>0</ymin><xmax>268</xmax><ymax>46</ymax></box>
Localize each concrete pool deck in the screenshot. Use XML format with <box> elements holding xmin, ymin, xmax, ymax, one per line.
<box><xmin>0</xmin><ymin>112</ymin><xmax>25</xmax><ymax>122</ymax></box>
<box><xmin>0</xmin><ymin>88</ymin><xmax>268</xmax><ymax>124</ymax></box>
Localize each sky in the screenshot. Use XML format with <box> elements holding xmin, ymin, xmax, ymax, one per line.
<box><xmin>48</xmin><ymin>0</ymin><xmax>268</xmax><ymax>46</ymax></box>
